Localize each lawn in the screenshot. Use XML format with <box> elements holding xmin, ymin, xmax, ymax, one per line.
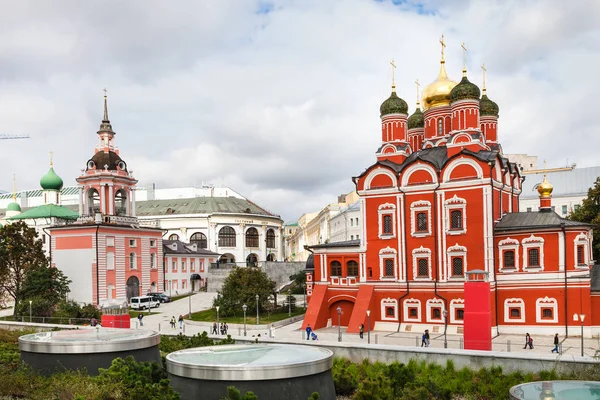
<box><xmin>189</xmin><ymin>307</ymin><xmax>305</xmax><ymax>324</ymax></box>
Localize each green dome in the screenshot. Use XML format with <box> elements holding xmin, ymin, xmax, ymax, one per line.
<box><xmin>7</xmin><ymin>202</ymin><xmax>21</xmax><ymax>212</ymax></box>
<box><xmin>407</xmin><ymin>107</ymin><xmax>424</xmax><ymax>130</ymax></box>
<box><xmin>450</xmin><ymin>75</ymin><xmax>481</xmax><ymax>102</ymax></box>
<box><xmin>380</xmin><ymin>90</ymin><xmax>408</xmax><ymax>117</ymax></box>
<box><xmin>480</xmin><ymin>93</ymin><xmax>499</xmax><ymax>117</ymax></box>
<box><xmin>40</xmin><ymin>167</ymin><xmax>64</xmax><ymax>191</ymax></box>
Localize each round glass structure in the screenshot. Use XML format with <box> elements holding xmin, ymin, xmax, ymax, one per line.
<box><xmin>167</xmin><ymin>344</ymin><xmax>335</xmax><ymax>400</ymax></box>
<box><xmin>510</xmin><ymin>380</ymin><xmax>600</xmax><ymax>399</ymax></box>
<box><xmin>19</xmin><ymin>328</ymin><xmax>161</xmax><ymax>375</ymax></box>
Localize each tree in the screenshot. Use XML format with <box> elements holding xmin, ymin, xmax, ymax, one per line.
<box><xmin>0</xmin><ymin>221</ymin><xmax>49</xmax><ymax>317</ymax></box>
<box><xmin>568</xmin><ymin>177</ymin><xmax>600</xmax><ymax>261</ymax></box>
<box><xmin>17</xmin><ymin>263</ymin><xmax>71</xmax><ymax>317</ymax></box>
<box><xmin>214</xmin><ymin>267</ymin><xmax>276</xmax><ymax>317</ymax></box>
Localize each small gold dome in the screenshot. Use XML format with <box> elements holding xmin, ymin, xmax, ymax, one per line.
<box><xmin>537</xmin><ymin>175</ymin><xmax>553</xmax><ymax>197</ymax></box>
<box><xmin>422</xmin><ymin>61</ymin><xmax>457</xmax><ymax>110</ymax></box>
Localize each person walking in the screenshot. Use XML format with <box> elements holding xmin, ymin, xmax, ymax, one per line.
<box><xmin>551</xmin><ymin>333</ymin><xmax>559</xmax><ymax>353</ymax></box>
<box><xmin>224</xmin><ymin>322</ymin><xmax>229</xmax><ymax>335</ymax></box>
<box><xmin>170</xmin><ymin>316</ymin><xmax>176</xmax><ymax>329</ymax></box>
<box><xmin>220</xmin><ymin>322</ymin><xmax>225</xmax><ymax>335</ymax></box>
<box><xmin>523</xmin><ymin>333</ymin><xmax>531</xmax><ymax>349</ymax></box>
<box><xmin>421</xmin><ymin>330</ymin><xmax>430</xmax><ymax>347</ymax></box>
<box><xmin>211</xmin><ymin>321</ymin><xmax>218</xmax><ymax>335</ymax></box>
<box><xmin>306</xmin><ymin>324</ymin><xmax>312</xmax><ymax>340</ymax></box>
<box><xmin>359</xmin><ymin>324</ymin><xmax>364</xmax><ymax>339</ymax></box>
<box><xmin>178</xmin><ymin>315</ymin><xmax>184</xmax><ymax>329</ymax></box>
<box><xmin>137</xmin><ymin>313</ymin><xmax>143</xmax><ymax>327</ymax></box>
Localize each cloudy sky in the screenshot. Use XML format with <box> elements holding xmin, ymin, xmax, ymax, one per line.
<box><xmin>0</xmin><ymin>0</ymin><xmax>599</xmax><ymax>221</ymax></box>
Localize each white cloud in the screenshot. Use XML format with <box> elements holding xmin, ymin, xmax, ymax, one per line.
<box><xmin>1</xmin><ymin>0</ymin><xmax>599</xmax><ymax>220</ymax></box>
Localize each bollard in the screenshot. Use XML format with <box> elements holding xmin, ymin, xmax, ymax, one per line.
<box><xmin>302</xmin><ymin>330</ymin><xmax>305</xmax><ymax>340</ymax></box>
<box><xmin>459</xmin><ymin>337</ymin><xmax>464</xmax><ymax>349</ymax></box>
<box><xmin>183</xmin><ymin>324</ymin><xmax>186</xmax><ymax>334</ymax></box>
<box><xmin>238</xmin><ymin>327</ymin><xmax>242</xmax><ymax>336</ymax></box>
<box><xmin>507</xmin><ymin>340</ymin><xmax>511</xmax><ymax>352</ymax></box>
<box><xmin>416</xmin><ymin>336</ymin><xmax>420</xmax><ymax>346</ymax></box>
<box><xmin>158</xmin><ymin>323</ymin><xmax>161</xmax><ymax>332</ymax></box>
<box><xmin>375</xmin><ymin>334</ymin><xmax>378</xmax><ymax>344</ymax></box>
<box><xmin>135</xmin><ymin>321</ymin><xmax>138</xmax><ymax>329</ymax></box>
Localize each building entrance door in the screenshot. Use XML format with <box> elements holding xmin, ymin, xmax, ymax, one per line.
<box><xmin>126</xmin><ymin>276</ymin><xmax>140</xmax><ymax>301</ymax></box>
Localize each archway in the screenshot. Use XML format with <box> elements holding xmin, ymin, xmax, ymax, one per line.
<box><xmin>329</xmin><ymin>300</ymin><xmax>354</xmax><ymax>327</ymax></box>
<box><xmin>87</xmin><ymin>188</ymin><xmax>100</xmax><ymax>215</ymax></box>
<box><xmin>219</xmin><ymin>253</ymin><xmax>236</xmax><ymax>265</ymax></box>
<box><xmin>115</xmin><ymin>189</ymin><xmax>128</xmax><ymax>215</ymax></box>
<box><xmin>126</xmin><ymin>276</ymin><xmax>140</xmax><ymax>301</ymax></box>
<box><xmin>267</xmin><ymin>253</ymin><xmax>276</xmax><ymax>262</ymax></box>
<box><xmin>246</xmin><ymin>253</ymin><xmax>259</xmax><ymax>267</ymax></box>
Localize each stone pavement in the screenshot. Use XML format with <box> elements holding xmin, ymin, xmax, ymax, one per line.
<box><xmin>129</xmin><ymin>292</ymin><xmax>599</xmax><ymax>358</ymax></box>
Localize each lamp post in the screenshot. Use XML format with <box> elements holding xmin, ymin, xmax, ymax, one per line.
<box><xmin>574</xmin><ymin>313</ymin><xmax>586</xmax><ymax>357</ymax></box>
<box><xmin>216</xmin><ymin>306</ymin><xmax>220</xmax><ymax>326</ymax></box>
<box><xmin>302</xmin><ymin>283</ymin><xmax>306</xmax><ymax>310</ymax></box>
<box><xmin>443</xmin><ymin>309</ymin><xmax>448</xmax><ymax>349</ymax></box>
<box><xmin>255</xmin><ymin>294</ymin><xmax>260</xmax><ymax>325</ymax></box>
<box><xmin>337</xmin><ymin>306</ymin><xmax>343</xmax><ymax>342</ymax></box>
<box><xmin>29</xmin><ymin>300</ymin><xmax>32</xmax><ymax>323</ymax></box>
<box><xmin>242</xmin><ymin>304</ymin><xmax>248</xmax><ymax>336</ymax></box>
<box><xmin>288</xmin><ymin>290</ymin><xmax>292</xmax><ymax>317</ymax></box>
<box><xmin>366</xmin><ymin>310</ymin><xmax>371</xmax><ymax>344</ymax></box>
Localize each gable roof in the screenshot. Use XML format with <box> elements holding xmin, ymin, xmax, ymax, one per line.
<box><xmin>136</xmin><ymin>196</ymin><xmax>279</xmax><ymax>218</ymax></box>
<box><xmin>7</xmin><ymin>204</ymin><xmax>79</xmax><ymax>221</ymax></box>
<box><xmin>495</xmin><ymin>211</ymin><xmax>591</xmax><ymax>232</ymax></box>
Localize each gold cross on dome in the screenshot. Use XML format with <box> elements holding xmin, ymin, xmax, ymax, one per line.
<box><xmin>440</xmin><ymin>34</ymin><xmax>446</xmax><ymax>60</ymax></box>
<box><xmin>103</xmin><ymin>87</ymin><xmax>108</xmax><ymax>97</ymax></box>
<box><xmin>461</xmin><ymin>42</ymin><xmax>467</xmax><ymax>68</ymax></box>
<box><xmin>49</xmin><ymin>151</ymin><xmax>53</xmax><ymax>166</ymax></box>
<box><xmin>415</xmin><ymin>79</ymin><xmax>421</xmax><ymax>105</ymax></box>
<box><xmin>481</xmin><ymin>63</ymin><xmax>487</xmax><ymax>90</ymax></box>
<box><xmin>390</xmin><ymin>59</ymin><xmax>397</xmax><ymax>87</ymax></box>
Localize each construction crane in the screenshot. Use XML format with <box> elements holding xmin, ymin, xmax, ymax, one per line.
<box><xmin>0</xmin><ymin>134</ymin><xmax>30</xmax><ymax>140</ymax></box>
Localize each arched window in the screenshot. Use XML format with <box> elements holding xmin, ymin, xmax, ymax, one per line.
<box><xmin>437</xmin><ymin>118</ymin><xmax>443</xmax><ymax>135</ymax></box>
<box><xmin>266</xmin><ymin>229</ymin><xmax>276</xmax><ymax>248</ymax></box>
<box><xmin>87</xmin><ymin>188</ymin><xmax>100</xmax><ymax>215</ymax></box>
<box><xmin>150</xmin><ymin>253</ymin><xmax>156</xmax><ymax>269</ymax></box>
<box><xmin>450</xmin><ymin>210</ymin><xmax>463</xmax><ymax>230</ymax></box>
<box><xmin>219</xmin><ymin>226</ymin><xmax>236</xmax><ymax>247</ymax></box>
<box><xmin>190</xmin><ymin>232</ymin><xmax>207</xmax><ymax>249</ymax></box>
<box><xmin>245</xmin><ymin>227</ymin><xmax>259</xmax><ymax>248</ymax></box>
<box><xmin>347</xmin><ymin>261</ymin><xmax>358</xmax><ymax>277</ymax></box>
<box><xmin>330</xmin><ymin>261</ymin><xmax>342</xmax><ymax>276</ymax></box>
<box><xmin>129</xmin><ymin>252</ymin><xmax>136</xmax><ymax>270</ymax></box>
<box><xmin>115</xmin><ymin>189</ymin><xmax>127</xmax><ymax>216</ymax></box>
<box><xmin>169</xmin><ymin>234</ymin><xmax>179</xmax><ymax>241</ymax></box>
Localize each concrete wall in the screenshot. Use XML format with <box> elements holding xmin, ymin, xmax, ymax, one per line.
<box><xmin>262</xmin><ymin>261</ymin><xmax>305</xmax><ymax>287</ymax></box>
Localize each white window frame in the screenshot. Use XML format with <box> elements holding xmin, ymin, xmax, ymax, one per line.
<box><xmin>129</xmin><ymin>252</ymin><xmax>137</xmax><ymax>270</ymax></box>
<box><xmin>503</xmin><ymin>298</ymin><xmax>525</xmax><ymax>323</ymax></box>
<box><xmin>522</xmin><ymin>234</ymin><xmax>544</xmax><ymax>271</ymax></box>
<box><xmin>150</xmin><ymin>253</ymin><xmax>156</xmax><ymax>269</ymax></box>
<box><xmin>412</xmin><ymin>246</ymin><xmax>432</xmax><ymax>280</ymax></box>
<box><xmin>182</xmin><ymin>260</ymin><xmax>187</xmax><ymax>272</ymax></box>
<box><xmin>172</xmin><ymin>259</ymin><xmax>177</xmax><ymax>272</ymax></box>
<box><xmin>426</xmin><ymin>298</ymin><xmax>445</xmax><ymax>323</ymax></box>
<box><xmin>445</xmin><ymin>195</ymin><xmax>467</xmax><ymax>235</ymax></box>
<box><xmin>379</xmin><ymin>247</ymin><xmax>397</xmax><ymax>280</ymax></box>
<box><xmin>107</xmin><ymin>251</ymin><xmax>115</xmax><ymax>270</ymax></box>
<box><xmin>191</xmin><ymin>259</ymin><xmax>195</xmax><ymax>271</ymax></box>
<box><xmin>446</xmin><ymin>244</ymin><xmax>467</xmax><ymax>280</ymax></box>
<box><xmin>410</xmin><ymin>200</ymin><xmax>432</xmax><ymax>237</ymax></box>
<box><xmin>535</xmin><ymin>296</ymin><xmax>558</xmax><ymax>323</ymax></box>
<box><xmin>574</xmin><ymin>233</ymin><xmax>589</xmax><ymax>269</ymax></box>
<box><xmin>106</xmin><ymin>237</ymin><xmax>115</xmax><ymax>247</ymax></box>
<box><xmin>449</xmin><ymin>298</ymin><xmax>464</xmax><ymax>324</ymax></box>
<box><xmin>498</xmin><ymin>237</ymin><xmax>520</xmax><ymax>272</ymax></box>
<box><xmin>150</xmin><ymin>239</ymin><xmax>156</xmax><ymax>248</ymax></box>
<box><xmin>381</xmin><ymin>298</ymin><xmax>398</xmax><ymax>321</ymax></box>
<box><xmin>378</xmin><ymin>203</ymin><xmax>396</xmax><ymax>239</ymax></box>
<box><xmin>403</xmin><ymin>298</ymin><xmax>421</xmax><ymax>322</ymax></box>
<box><xmin>129</xmin><ymin>239</ymin><xmax>137</xmax><ymax>247</ymax></box>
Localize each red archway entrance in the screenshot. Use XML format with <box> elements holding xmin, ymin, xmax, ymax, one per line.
<box><xmin>328</xmin><ymin>300</ymin><xmax>353</xmax><ymax>327</ymax></box>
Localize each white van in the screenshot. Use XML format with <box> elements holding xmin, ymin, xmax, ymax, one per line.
<box><xmin>130</xmin><ymin>296</ymin><xmax>159</xmax><ymax>310</ymax></box>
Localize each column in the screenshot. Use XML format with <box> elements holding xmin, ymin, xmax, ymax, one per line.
<box><xmin>108</xmin><ymin>184</ymin><xmax>114</xmax><ymax>215</ymax></box>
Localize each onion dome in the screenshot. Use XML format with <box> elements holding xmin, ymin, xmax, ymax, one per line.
<box><xmin>7</xmin><ymin>201</ymin><xmax>21</xmax><ymax>212</ymax></box>
<box><xmin>450</xmin><ymin>72</ymin><xmax>480</xmax><ymax>102</ymax></box>
<box><xmin>422</xmin><ymin>61</ymin><xmax>457</xmax><ymax>110</ymax></box>
<box><xmin>480</xmin><ymin>93</ymin><xmax>499</xmax><ymax>117</ymax></box>
<box><xmin>537</xmin><ymin>175</ymin><xmax>553</xmax><ymax>197</ymax></box>
<box><xmin>380</xmin><ymin>86</ymin><xmax>408</xmax><ymax>117</ymax></box>
<box><xmin>407</xmin><ymin>107</ymin><xmax>424</xmax><ymax>129</ymax></box>
<box><xmin>40</xmin><ymin>167</ymin><xmax>64</xmax><ymax>191</ymax></box>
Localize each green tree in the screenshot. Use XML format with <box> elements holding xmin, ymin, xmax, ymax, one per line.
<box><xmin>0</xmin><ymin>221</ymin><xmax>49</xmax><ymax>318</ymax></box>
<box><xmin>289</xmin><ymin>270</ymin><xmax>306</xmax><ymax>294</ymax></box>
<box><xmin>17</xmin><ymin>263</ymin><xmax>71</xmax><ymax>317</ymax></box>
<box><xmin>568</xmin><ymin>177</ymin><xmax>600</xmax><ymax>261</ymax></box>
<box><xmin>214</xmin><ymin>267</ymin><xmax>276</xmax><ymax>317</ymax></box>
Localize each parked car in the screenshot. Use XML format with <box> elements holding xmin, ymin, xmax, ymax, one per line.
<box><xmin>147</xmin><ymin>292</ymin><xmax>172</xmax><ymax>303</ymax></box>
<box><xmin>130</xmin><ymin>295</ymin><xmax>160</xmax><ymax>310</ymax></box>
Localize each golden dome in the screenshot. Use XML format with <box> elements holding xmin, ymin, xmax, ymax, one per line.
<box><xmin>537</xmin><ymin>175</ymin><xmax>553</xmax><ymax>197</ymax></box>
<box><xmin>422</xmin><ymin>61</ymin><xmax>457</xmax><ymax>110</ymax></box>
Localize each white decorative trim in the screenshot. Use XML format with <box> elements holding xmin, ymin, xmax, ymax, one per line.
<box><xmin>412</xmin><ymin>246</ymin><xmax>432</xmax><ymax>280</ymax></box>
<box><xmin>536</xmin><ymin>297</ymin><xmax>558</xmax><ymax>323</ymax></box>
<box><xmin>446</xmin><ymin>244</ymin><xmax>467</xmax><ymax>280</ymax></box>
<box><xmin>498</xmin><ymin>237</ymin><xmax>520</xmax><ymax>272</ymax></box>
<box><xmin>574</xmin><ymin>233</ymin><xmax>590</xmax><ymax>269</ymax></box>
<box><xmin>403</xmin><ymin>298</ymin><xmax>421</xmax><ymax>322</ymax></box>
<box><xmin>365</xmin><ymin>168</ymin><xmax>397</xmax><ymax>190</ymax></box>
<box><xmin>442</xmin><ymin>157</ymin><xmax>484</xmax><ymax>182</ymax></box>
<box><xmin>444</xmin><ymin>195</ymin><xmax>467</xmax><ymax>235</ymax></box>
<box><xmin>401</xmin><ymin>163</ymin><xmax>438</xmax><ymax>187</ymax></box>
<box><xmin>426</xmin><ymin>298</ymin><xmax>445</xmax><ymax>323</ymax></box>
<box><xmin>522</xmin><ymin>234</ymin><xmax>544</xmax><ymax>271</ymax></box>
<box><xmin>410</xmin><ymin>200</ymin><xmax>432</xmax><ymax>237</ymax></box>
<box><xmin>503</xmin><ymin>298</ymin><xmax>525</xmax><ymax>323</ymax></box>
<box><xmin>379</xmin><ymin>247</ymin><xmax>397</xmax><ymax>280</ymax></box>
<box><xmin>378</xmin><ymin>203</ymin><xmax>396</xmax><ymax>239</ymax></box>
<box><xmin>449</xmin><ymin>298</ymin><xmax>464</xmax><ymax>324</ymax></box>
<box><xmin>381</xmin><ymin>298</ymin><xmax>398</xmax><ymax>321</ymax></box>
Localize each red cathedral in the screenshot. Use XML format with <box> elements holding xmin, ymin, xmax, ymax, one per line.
<box><xmin>303</xmin><ymin>42</ymin><xmax>599</xmax><ymax>338</ymax></box>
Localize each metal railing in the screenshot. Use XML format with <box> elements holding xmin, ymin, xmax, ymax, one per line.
<box><xmin>2</xmin><ymin>315</ymin><xmax>99</xmax><ymax>326</ymax></box>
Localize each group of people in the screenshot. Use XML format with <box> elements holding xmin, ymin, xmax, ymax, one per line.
<box><xmin>169</xmin><ymin>315</ymin><xmax>184</xmax><ymax>329</ymax></box>
<box><xmin>211</xmin><ymin>321</ymin><xmax>229</xmax><ymax>335</ymax></box>
<box><xmin>523</xmin><ymin>333</ymin><xmax>560</xmax><ymax>353</ymax></box>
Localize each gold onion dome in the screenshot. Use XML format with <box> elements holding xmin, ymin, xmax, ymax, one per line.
<box><xmin>422</xmin><ymin>61</ymin><xmax>457</xmax><ymax>110</ymax></box>
<box><xmin>537</xmin><ymin>175</ymin><xmax>553</xmax><ymax>197</ymax></box>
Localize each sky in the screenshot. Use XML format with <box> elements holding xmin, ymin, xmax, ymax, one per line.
<box><xmin>0</xmin><ymin>0</ymin><xmax>599</xmax><ymax>221</ymax></box>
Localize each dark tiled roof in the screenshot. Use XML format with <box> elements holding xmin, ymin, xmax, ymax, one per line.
<box><xmin>309</xmin><ymin>239</ymin><xmax>360</xmax><ymax>249</ymax></box>
<box><xmin>162</xmin><ymin>240</ymin><xmax>220</xmax><ymax>256</ymax></box>
<box><xmin>495</xmin><ymin>211</ymin><xmax>591</xmax><ymax>232</ymax></box>
<box><xmin>136</xmin><ymin>196</ymin><xmax>279</xmax><ymax>218</ymax></box>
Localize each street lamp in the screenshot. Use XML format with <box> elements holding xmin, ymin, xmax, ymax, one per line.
<box><xmin>337</xmin><ymin>306</ymin><xmax>343</xmax><ymax>342</ymax></box>
<box><xmin>573</xmin><ymin>313</ymin><xmax>586</xmax><ymax>357</ymax></box>
<box><xmin>242</xmin><ymin>304</ymin><xmax>248</xmax><ymax>336</ymax></box>
<box><xmin>366</xmin><ymin>310</ymin><xmax>371</xmax><ymax>344</ymax></box>
<box><xmin>216</xmin><ymin>306</ymin><xmax>220</xmax><ymax>327</ymax></box>
<box><xmin>255</xmin><ymin>294</ymin><xmax>260</xmax><ymax>325</ymax></box>
<box><xmin>288</xmin><ymin>290</ymin><xmax>292</xmax><ymax>317</ymax></box>
<box><xmin>29</xmin><ymin>300</ymin><xmax>32</xmax><ymax>323</ymax></box>
<box><xmin>443</xmin><ymin>309</ymin><xmax>448</xmax><ymax>349</ymax></box>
